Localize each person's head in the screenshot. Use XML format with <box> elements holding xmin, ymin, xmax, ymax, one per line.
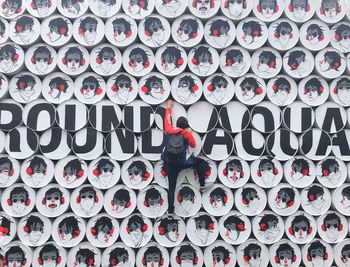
<box><xmin>128</xmin><ymin>47</ymin><xmax>150</xmax><ymax>73</ymax></box>
<box><xmin>334</xmin><ymin>77</ymin><xmax>350</xmax><ymax>105</ymax></box>
<box><xmin>160</xmin><ymin>46</ymin><xmax>183</xmax><ymax>73</ymax></box>
<box><xmin>274</xmin><ymin>22</ymin><xmax>293</xmax><ymax>46</ymax></box>
<box><xmin>142</xmin><ymin>246</ymin><xmax>163</xmax><ymax>267</ymax></box>
<box><xmin>320</xmin><ymin>0</ymin><xmax>341</xmax><ymax>18</ymax></box>
<box><xmin>242</xmin><ymin>244</ymin><xmax>261</xmax><ymax>266</ymax></box>
<box><xmin>43</xmin><ymin>187</ymin><xmax>65</xmax><ymax>212</ymax></box>
<box><xmin>2</xmin><ymin>0</ymin><xmax>23</xmax><ymax>17</ymax></box>
<box><xmin>191</xmin><ymin>46</ymin><xmax>213</xmax><ymax>75</ymax></box>
<box><xmin>177</xmin><ymin>187</ymin><xmax>195</xmax><ymax>214</ymax></box>
<box><xmin>144</xmin><ymin>17</ymin><xmax>165</xmax><ymax>45</ymax></box>
<box><xmin>224</xmin><ymin>159</ymin><xmax>244</xmax><ymax>183</ymax></box>
<box><xmin>341</xmin><ymin>244</ymin><xmax>350</xmax><ymax>264</ymax></box>
<box><xmin>211</xmin><ymin>246</ymin><xmax>230</xmax><ymax>266</ymax></box>
<box><xmin>194</xmin><ymin>215</ymin><xmax>214</xmax><ymax>242</ymax></box>
<box><xmin>74</xmin><ymin>248</ymin><xmax>96</xmax><ymax>267</ymax></box>
<box><xmin>91</xmin><ymin>216</ymin><xmax>114</xmax><ymax>243</ymax></box>
<box><xmin>5</xmin><ymin>247</ymin><xmax>26</xmax><ymax>267</ymax></box>
<box><xmin>334</xmin><ymin>23</ymin><xmax>350</xmax><ymax>48</ymax></box>
<box><xmin>16</xmin><ymin>75</ymin><xmax>36</xmax><ymax>98</ymax></box>
<box><xmin>257</xmin><ymin>51</ymin><xmax>277</xmax><ymax>72</ymax></box>
<box><xmin>0</xmin><ymin>216</ymin><xmax>12</xmax><ymax>238</ymax></box>
<box><xmin>176</xmin><ymin>116</ymin><xmax>189</xmax><ymax>129</ymax></box>
<box><xmin>275</xmin><ymin>187</ymin><xmax>295</xmax><ymax>209</ymax></box>
<box><xmin>112</xmin><ymin>188</ymin><xmax>131</xmax><ymax>212</ymax></box>
<box><xmin>0</xmin><ymin>43</ymin><xmax>19</xmax><ymax>72</ymax></box>
<box><xmin>192</xmin><ymin>0</ymin><xmax>215</xmax><ymax>14</ymax></box>
<box><xmin>26</xmin><ymin>156</ymin><xmax>47</xmax><ymax>186</ymax></box>
<box><xmin>109</xmin><ymin>247</ymin><xmax>129</xmax><ymax>267</ymax></box>
<box><xmin>307</xmin><ymin>185</ymin><xmax>324</xmax><ymax>203</ymax></box>
<box><xmin>31</xmin><ymin>46</ymin><xmax>53</xmax><ymax>74</ymax></box>
<box><xmin>257</xmin><ymin>158</ymin><xmax>278</xmax><ymax>180</ymax></box>
<box><xmin>8</xmin><ymin>186</ymin><xmax>30</xmax><ymax>214</ymax></box>
<box><xmin>258</xmin><ymin>214</ymin><xmax>278</xmax><ymax>232</ymax></box>
<box><xmin>62</xmin><ymin>47</ymin><xmax>86</xmax><ymax>72</ymax></box>
<box><xmin>289</xmin><ymin>215</ymin><xmax>312</xmax><ymax>241</ymax></box>
<box><xmin>321</xmin><ymin>158</ymin><xmax>340</xmax><ymax>177</ymax></box>
<box><xmin>144</xmin><ymin>187</ymin><xmax>164</xmax><ymax>213</ymax></box>
<box><xmin>141</xmin><ymin>75</ymin><xmax>165</xmax><ymax>99</ymax></box>
<box><xmin>112</xmin><ymin>17</ymin><xmax>131</xmax><ymax>42</ymax></box>
<box><xmin>341</xmin><ymin>186</ymin><xmax>350</xmax><ymax>208</ymax></box>
<box><xmin>320</xmin><ymin>50</ymin><xmax>342</xmax><ymax>72</ymax></box>
<box><xmin>14</xmin><ymin>16</ymin><xmax>34</xmax><ymax>42</ymax></box>
<box><xmin>176</xmin><ymin>245</ymin><xmax>198</xmax><ymax>265</ymax></box>
<box><xmin>78</xmin><ymin>16</ymin><xmax>98</xmax><ymax>44</ymax></box>
<box><xmin>176</xmin><ymin>75</ymin><xmax>198</xmax><ymax>102</ymax></box>
<box><xmin>23</xmin><ymin>215</ymin><xmax>44</xmax><ymax>244</ymax></box>
<box><xmin>93</xmin><ymin>158</ymin><xmax>114</xmax><ymax>186</ymax></box>
<box><xmin>289</xmin><ymin>0</ymin><xmax>309</xmax><ymax>19</ymax></box>
<box><xmin>38</xmin><ymin>244</ymin><xmax>61</xmax><ymax>267</ymax></box>
<box><xmin>306</xmin><ymin>24</ymin><xmax>324</xmax><ymax>45</ymax></box>
<box><xmin>304</xmin><ymin>78</ymin><xmax>324</xmax><ymax>101</ymax></box>
<box><xmin>48</xmin><ymin>77</ymin><xmax>69</xmax><ymax>99</ymax></box>
<box><xmin>223</xmin><ymin>215</ymin><xmax>245</xmax><ymax>241</ymax></box>
<box><xmin>241</xmin><ymin>187</ymin><xmax>259</xmax><ymax>209</ymax></box>
<box><xmin>158</xmin><ymin>217</ymin><xmax>180</xmax><ymax>242</ymax></box>
<box><xmin>306</xmin><ymin>241</ymin><xmax>328</xmax><ymax>265</ymax></box>
<box><xmin>242</xmin><ymin>21</ymin><xmax>262</xmax><ymax>44</ymax></box>
<box><xmin>288</xmin><ymin>50</ymin><xmax>308</xmax><ymax>72</ymax></box>
<box><xmin>275</xmin><ymin>243</ymin><xmax>296</xmax><ymax>266</ymax></box>
<box><xmin>0</xmin><ymin>156</ymin><xmax>14</xmax><ymax>185</ymax></box>
<box><xmin>96</xmin><ymin>47</ymin><xmax>116</xmax><ymax>74</ymax></box>
<box><xmin>76</xmin><ymin>187</ymin><xmax>98</xmax><ymax>213</ymax></box>
<box><xmin>61</xmin><ymin>0</ymin><xmax>81</xmax><ymax>14</ymax></box>
<box><xmin>240</xmin><ymin>77</ymin><xmax>263</xmax><ymax>101</ymax></box>
<box><xmin>209</xmin><ymin>188</ymin><xmax>228</xmax><ymax>210</ymax></box>
<box><xmin>127</xmin><ymin>0</ymin><xmax>149</xmax><ymax>15</ymax></box>
<box><xmin>127</xmin><ymin>160</ymin><xmax>150</xmax><ymax>185</ymax></box>
<box><xmin>256</xmin><ymin>0</ymin><xmax>279</xmax><ymax>18</ymax></box>
<box><xmin>177</xmin><ymin>18</ymin><xmax>198</xmax><ymax>42</ymax></box>
<box><xmin>207</xmin><ymin>75</ymin><xmax>228</xmax><ymax>102</ymax></box>
<box><xmin>63</xmin><ymin>159</ymin><xmax>84</xmax><ymax>184</ymax></box>
<box><xmin>126</xmin><ymin>215</ymin><xmax>147</xmax><ymax>245</ymax></box>
<box><xmin>48</xmin><ymin>18</ymin><xmax>68</xmax><ymax>42</ymax></box>
<box><xmin>57</xmin><ymin>216</ymin><xmax>80</xmax><ymax>242</ymax></box>
<box><xmin>321</xmin><ymin>213</ymin><xmax>342</xmax><ymax>241</ymax></box>
<box><xmin>290</xmin><ymin>158</ymin><xmax>309</xmax><ymax>180</ymax></box>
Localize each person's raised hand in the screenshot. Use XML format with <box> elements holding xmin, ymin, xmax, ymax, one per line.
<box><xmin>166</xmin><ymin>99</ymin><xmax>173</xmax><ymax>108</ymax></box>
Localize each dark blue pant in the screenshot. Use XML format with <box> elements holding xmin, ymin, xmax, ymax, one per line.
<box><xmin>165</xmin><ymin>156</ymin><xmax>208</xmax><ymax>213</ymax></box>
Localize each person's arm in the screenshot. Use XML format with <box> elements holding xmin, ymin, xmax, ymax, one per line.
<box><xmin>183</xmin><ymin>129</ymin><xmax>196</xmax><ymax>148</ymax></box>
<box><xmin>164</xmin><ymin>100</ymin><xmax>180</xmax><ymax>134</ymax></box>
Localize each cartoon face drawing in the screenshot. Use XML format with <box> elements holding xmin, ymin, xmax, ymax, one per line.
<box><xmin>288</xmin><ymin>215</ymin><xmax>312</xmax><ymax>242</ymax></box>
<box><xmin>112</xmin><ymin>17</ymin><xmax>132</xmax><ymax>43</ymax></box>
<box><xmin>108</xmin><ymin>247</ymin><xmax>129</xmax><ymax>267</ymax></box>
<box><xmin>160</xmin><ymin>0</ymin><xmax>181</xmax><ymax>15</ymax></box>
<box><xmin>111</xmin><ymin>188</ymin><xmax>131</xmax><ymax>213</ymax></box>
<box><xmin>223</xmin><ymin>215</ymin><xmax>245</xmax><ymax>242</ymax></box>
<box><xmin>90</xmin><ymin>216</ymin><xmax>114</xmax><ymax>244</ymax></box>
<box><xmin>142</xmin><ymin>246</ymin><xmax>164</xmax><ymax>267</ymax></box>
<box><xmin>211</xmin><ymin>246</ymin><xmax>230</xmax><ymax>267</ymax></box>
<box><xmin>176</xmin><ymin>244</ymin><xmax>198</xmax><ymax>267</ymax></box>
<box><xmin>225</xmin><ymin>49</ymin><xmax>246</xmax><ymax>75</ymax></box>
<box><xmin>243</xmin><ymin>244</ymin><xmax>262</xmax><ymax>267</ymax></box>
<box><xmin>42</xmin><ymin>188</ymin><xmax>65</xmax><ymax>213</ymax></box>
<box><xmin>96</xmin><ymin>0</ymin><xmax>116</xmax><ymax>16</ymax></box>
<box><xmin>57</xmin><ymin>216</ymin><xmax>81</xmax><ymax>244</ymax></box>
<box><xmin>224</xmin><ymin>0</ymin><xmax>246</xmax><ymax>18</ymax></box>
<box><xmin>4</xmin><ymin>247</ymin><xmax>27</xmax><ymax>267</ymax></box>
<box><xmin>176</xmin><ymin>75</ymin><xmax>198</xmax><ymax>103</ymax></box>
<box><xmin>320</xmin><ymin>0</ymin><xmax>342</xmax><ymax>19</ymax></box>
<box><xmin>25</xmin><ymin>156</ymin><xmax>47</xmax><ymax>187</ymax></box>
<box><xmin>128</xmin><ymin>47</ymin><xmax>150</xmax><ymax>73</ymax></box>
<box><xmin>73</xmin><ymin>248</ymin><xmax>96</xmax><ymax>267</ymax></box>
<box><xmin>143</xmin><ymin>187</ymin><xmax>164</xmax><ymax>217</ymax></box>
<box><xmin>80</xmin><ymin>76</ymin><xmax>103</xmax><ymax>99</ymax></box>
<box><xmin>78</xmin><ymin>16</ymin><xmax>98</xmax><ymax>44</ymax></box>
<box><xmin>242</xmin><ymin>21</ymin><xmax>262</xmax><ymax>44</ymax></box>
<box><xmin>306</xmin><ymin>24</ymin><xmax>324</xmax><ymax>45</ymax></box>
<box><xmin>61</xmin><ymin>0</ymin><xmax>83</xmax><ymax>15</ymax></box>
<box><xmin>127</xmin><ymin>161</ymin><xmax>150</xmax><ymax>186</ymax></box>
<box><xmin>126</xmin><ymin>215</ymin><xmax>148</xmax><ymax>248</ymax></box>
<box><xmin>209</xmin><ymin>188</ymin><xmax>228</xmax><ymax>211</ymax></box>
<box><xmin>0</xmin><ymin>157</ymin><xmax>14</xmax><ymax>186</ymax></box>
<box><xmin>177</xmin><ymin>19</ymin><xmax>199</xmax><ymax>43</ymax></box>
<box><xmin>92</xmin><ymin>158</ymin><xmax>115</xmax><ymax>188</ymax></box>
<box><xmin>274</xmin><ymin>22</ymin><xmax>293</xmax><ymax>48</ymax></box>
<box><xmin>241</xmin><ymin>187</ymin><xmax>260</xmax><ymax>213</ymax></box>
<box><xmin>321</xmin><ymin>213</ymin><xmax>342</xmax><ymax>242</ymax></box>
<box><xmin>257</xmin><ymin>214</ymin><xmax>280</xmax><ymax>243</ymax></box>
<box><xmin>307</xmin><ymin>241</ymin><xmax>328</xmax><ymax>267</ymax></box>
<box><xmin>334</xmin><ymin>77</ymin><xmax>350</xmax><ymax>106</ymax></box>
<box><xmin>48</xmin><ymin>77</ymin><xmax>69</xmax><ymax>99</ymax></box>
<box><xmin>287</xmin><ymin>50</ymin><xmax>311</xmax><ymax>76</ymax></box>
<box><xmin>62</xmin><ymin>159</ymin><xmax>85</xmax><ymax>184</ymax></box>
<box><xmin>208</xmin><ymin>19</ymin><xmax>230</xmax><ymax>48</ymax></box>
<box><xmin>158</xmin><ymin>217</ymin><xmax>180</xmax><ymax>243</ymax></box>
<box><xmin>274</xmin><ymin>243</ymin><xmax>296</xmax><ymax>267</ymax></box>
<box><xmin>334</xmin><ymin>23</ymin><xmax>350</xmax><ymax>51</ymax></box>
<box><xmin>2</xmin><ymin>0</ymin><xmax>23</xmax><ymax>17</ymax></box>
<box><xmin>191</xmin><ymin>46</ymin><xmax>213</xmax><ymax>75</ymax></box>
<box><xmin>240</xmin><ymin>77</ymin><xmax>263</xmax><ymax>101</ymax></box>
<box><xmin>0</xmin><ymin>44</ymin><xmax>19</xmax><ymax>73</ymax></box>
<box><xmin>95</xmin><ymin>47</ymin><xmax>116</xmax><ymax>75</ymax></box>
<box><xmin>206</xmin><ymin>76</ymin><xmax>228</xmax><ymax>105</ymax></box>
<box><xmin>341</xmin><ymin>244</ymin><xmax>350</xmax><ymax>266</ymax></box>
<box><xmin>76</xmin><ymin>187</ymin><xmax>99</xmax><ymax>215</ymax></box>
<box><xmin>275</xmin><ymin>188</ymin><xmax>295</xmax><ymax>209</ymax></box>
<box><xmin>319</xmin><ymin>158</ymin><xmax>341</xmax><ymax>185</ymax></box>
<box><xmin>38</xmin><ymin>244</ymin><xmax>61</xmax><ymax>267</ymax></box>
<box><xmin>341</xmin><ymin>186</ymin><xmax>350</xmax><ymax>208</ymax></box>
<box><xmin>177</xmin><ymin>187</ymin><xmax>195</xmax><ymax>215</ymax></box>
<box><xmin>23</xmin><ymin>215</ymin><xmax>44</xmax><ymax>245</ymax></box>
<box><xmin>256</xmin><ymin>158</ymin><xmax>279</xmax><ymax>187</ymax></box>
<box><xmin>127</xmin><ymin>0</ymin><xmax>148</xmax><ymax>16</ymax></box>
<box><xmin>48</xmin><ymin>18</ymin><xmax>69</xmax><ymax>42</ymax></box>
<box><xmin>31</xmin><ymin>46</ymin><xmax>53</xmax><ymax>75</ymax></box>
<box><xmin>8</xmin><ymin>186</ymin><xmax>30</xmax><ymax>215</ymax></box>
<box><xmin>14</xmin><ymin>16</ymin><xmax>35</xmax><ymax>44</ymax></box>
<box><xmin>62</xmin><ymin>47</ymin><xmax>86</xmax><ymax>73</ymax></box>
<box><xmin>144</xmin><ymin>17</ymin><xmax>165</xmax><ymax>47</ymax></box>
<box><xmin>307</xmin><ymin>185</ymin><xmax>326</xmax><ymax>212</ymax></box>
<box><xmin>289</xmin><ymin>0</ymin><xmax>310</xmax><ymax>20</ymax></box>
<box><xmin>192</xmin><ymin>0</ymin><xmax>214</xmax><ymax>15</ymax></box>
<box><xmin>141</xmin><ymin>76</ymin><xmax>165</xmax><ymax>99</ymax></box>
<box><xmin>0</xmin><ymin>216</ymin><xmax>12</xmax><ymax>241</ymax></box>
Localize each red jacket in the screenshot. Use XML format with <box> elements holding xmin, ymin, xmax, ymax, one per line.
<box><xmin>164</xmin><ymin>107</ymin><xmax>196</xmax><ymax>148</ymax></box>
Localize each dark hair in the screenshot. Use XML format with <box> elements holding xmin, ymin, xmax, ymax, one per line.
<box><xmin>291</xmin><ymin>158</ymin><xmax>309</xmax><ymax>175</ymax></box>
<box><xmin>58</xmin><ymin>216</ymin><xmax>80</xmax><ymax>236</ymax></box>
<box><xmin>33</xmin><ymin>46</ymin><xmax>52</xmax><ymax>63</ymax></box>
<box><xmin>129</xmin><ymin>0</ymin><xmax>148</xmax><ymax>10</ymax></box>
<box><xmin>287</xmin><ymin>50</ymin><xmax>306</xmax><ymax>70</ymax></box>
<box><xmin>161</xmin><ymin>46</ymin><xmax>182</xmax><ymax>67</ymax></box>
<box><xmin>49</xmin><ymin>18</ymin><xmax>69</xmax><ymax>37</ymax></box>
<box><xmin>14</xmin><ymin>16</ymin><xmax>34</xmax><ymax>33</ymax></box>
<box><xmin>129</xmin><ymin>47</ymin><xmax>149</xmax><ymax>64</ymax></box>
<box><xmin>290</xmin><ymin>0</ymin><xmax>308</xmax><ymax>10</ymax></box>
<box><xmin>28</xmin><ymin>156</ymin><xmax>47</xmax><ymax>175</ymax></box>
<box><xmin>143</xmin><ymin>75</ymin><xmax>163</xmax><ymax>95</ymax></box>
<box><xmin>64</xmin><ymin>159</ymin><xmax>84</xmax><ymax>177</ymax></box>
<box><xmin>113</xmin><ymin>74</ymin><xmax>132</xmax><ymax>91</ymax></box>
<box><xmin>128</xmin><ymin>161</ymin><xmax>148</xmax><ymax>176</ymax></box>
<box><xmin>112</xmin><ymin>188</ymin><xmax>130</xmax><ymax>206</ymax></box>
<box><xmin>275</xmin><ymin>22</ymin><xmax>292</xmax><ymax>37</ymax></box>
<box><xmin>334</xmin><ymin>77</ymin><xmax>350</xmax><ymax>94</ymax></box>
<box><xmin>192</xmin><ymin>46</ymin><xmax>212</xmax><ymax>65</ymax></box>
<box><xmin>321</xmin><ymin>158</ymin><xmax>339</xmax><ymax>176</ymax></box>
<box><xmin>208</xmin><ymin>75</ymin><xmax>228</xmax><ymax>91</ymax></box>
<box><xmin>0</xmin><ymin>216</ymin><xmax>12</xmax><ymax>236</ymax></box>
<box><xmin>64</xmin><ymin>47</ymin><xmax>84</xmax><ymax>65</ymax></box>
<box><xmin>79</xmin><ymin>17</ymin><xmax>98</xmax><ymax>33</ymax></box>
<box><xmin>307</xmin><ymin>185</ymin><xmax>324</xmax><ymax>201</ymax></box>
<box><xmin>194</xmin><ymin>214</ymin><xmax>214</xmax><ymax>230</ymax></box>
<box><xmin>209</xmin><ymin>19</ymin><xmax>230</xmax><ymax>37</ymax></box>
<box><xmin>178</xmin><ymin>19</ymin><xmax>198</xmax><ymax>38</ymax></box>
<box><xmin>307</xmin><ymin>24</ymin><xmax>324</xmax><ymax>41</ymax></box>
<box><xmin>321</xmin><ymin>0</ymin><xmax>341</xmax><ymax>15</ymax></box>
<box><xmin>177</xmin><ymin>75</ymin><xmax>197</xmax><ymax>93</ymax></box>
<box><xmin>242</xmin><ymin>21</ymin><xmax>262</xmax><ymax>37</ymax></box>
<box><xmin>209</xmin><ymin>188</ymin><xmax>227</xmax><ymax>205</ymax></box>
<box><xmin>145</xmin><ymin>187</ymin><xmax>162</xmax><ymax>204</ymax></box>
<box><xmin>0</xmin><ymin>20</ymin><xmax>5</xmax><ymax>36</ymax></box>
<box><xmin>323</xmin><ymin>213</ymin><xmax>341</xmax><ymax>227</ymax></box>
<box><xmin>79</xmin><ymin>186</ymin><xmax>96</xmax><ymax>198</ymax></box>
<box><xmin>177</xmin><ymin>245</ymin><xmax>197</xmax><ymax>261</ymax></box>
<box><xmin>109</xmin><ymin>247</ymin><xmax>129</xmax><ymax>265</ymax></box>
<box><xmin>223</xmin><ymin>215</ymin><xmax>245</xmax><ymax>231</ymax></box>
<box><xmin>304</xmin><ymin>78</ymin><xmax>324</xmax><ymax>95</ymax></box>
<box><xmin>158</xmin><ymin>217</ymin><xmax>180</xmax><ymax>234</ymax></box>
<box><xmin>45</xmin><ymin>187</ymin><xmax>63</xmax><ymax>200</ymax></box>
<box><xmin>259</xmin><ymin>214</ymin><xmax>278</xmax><ymax>231</ymax></box>
<box><xmin>324</xmin><ymin>51</ymin><xmax>342</xmax><ymax>70</ymax></box>
<box><xmin>335</xmin><ymin>23</ymin><xmax>350</xmax><ymax>42</ymax></box>
<box><xmin>178</xmin><ymin>186</ymin><xmax>195</xmax><ymax>203</ymax></box>
<box><xmin>95</xmin><ymin>158</ymin><xmax>114</xmax><ymax>174</ymax></box>
<box><xmin>291</xmin><ymin>215</ymin><xmax>311</xmax><ymax>229</ymax></box>
<box><xmin>176</xmin><ymin>116</ymin><xmax>189</xmax><ymax>129</ymax></box>
<box><xmin>5</xmin><ymin>247</ymin><xmax>25</xmax><ymax>262</ymax></box>
<box><xmin>143</xmin><ymin>246</ymin><xmax>163</xmax><ymax>264</ymax></box>
<box><xmin>258</xmin><ymin>51</ymin><xmax>277</xmax><ymax>68</ymax></box>
<box><xmin>97</xmin><ymin>47</ymin><xmax>115</xmax><ymax>62</ymax></box>
<box><xmin>258</xmin><ymin>0</ymin><xmax>278</xmax><ymax>13</ymax></box>
<box><xmin>3</xmin><ymin>0</ymin><xmax>22</xmax><ymax>13</ymax></box>
<box><xmin>24</xmin><ymin>215</ymin><xmax>44</xmax><ymax>233</ymax></box>
<box><xmin>258</xmin><ymin>158</ymin><xmax>276</xmax><ymax>172</ymax></box>
<box><xmin>243</xmin><ymin>244</ymin><xmax>261</xmax><ymax>259</ymax></box>
<box><xmin>10</xmin><ymin>186</ymin><xmax>29</xmax><ymax>203</ymax></box>
<box><xmin>277</xmin><ymin>187</ymin><xmax>295</xmax><ymax>206</ymax></box>
<box><xmin>0</xmin><ymin>44</ymin><xmax>17</xmax><ymax>62</ymax></box>
<box><xmin>127</xmin><ymin>215</ymin><xmax>145</xmax><ymax>232</ymax></box>
<box><xmin>16</xmin><ymin>75</ymin><xmax>36</xmax><ymax>90</ymax></box>
<box><xmin>75</xmin><ymin>248</ymin><xmax>96</xmax><ymax>266</ymax></box>
<box><xmin>240</xmin><ymin>77</ymin><xmax>262</xmax><ymax>94</ymax></box>
<box><xmin>273</xmin><ymin>77</ymin><xmax>291</xmax><ymax>93</ymax></box>
<box><xmin>0</xmin><ymin>156</ymin><xmax>13</xmax><ymax>172</ymax></box>
<box><xmin>144</xmin><ymin>17</ymin><xmax>164</xmax><ymax>36</ymax></box>
<box><xmin>39</xmin><ymin>244</ymin><xmax>60</xmax><ymax>263</ymax></box>
<box><xmin>49</xmin><ymin>77</ymin><xmax>69</xmax><ymax>93</ymax></box>
<box><xmin>112</xmin><ymin>18</ymin><xmax>131</xmax><ymax>35</ymax></box>
<box><xmin>92</xmin><ymin>216</ymin><xmax>113</xmax><ymax>236</ymax></box>
<box><xmin>225</xmin><ymin>49</ymin><xmax>243</xmax><ymax>66</ymax></box>
<box><xmin>307</xmin><ymin>241</ymin><xmax>326</xmax><ymax>258</ymax></box>
<box><xmin>341</xmin><ymin>186</ymin><xmax>350</xmax><ymax>199</ymax></box>
<box><xmin>276</xmin><ymin>243</ymin><xmax>295</xmax><ymax>260</ymax></box>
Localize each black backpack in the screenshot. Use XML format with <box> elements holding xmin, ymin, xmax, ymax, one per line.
<box><xmin>163</xmin><ymin>133</ymin><xmax>187</xmax><ymax>163</ymax></box>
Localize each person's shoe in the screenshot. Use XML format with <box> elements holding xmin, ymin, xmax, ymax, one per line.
<box><xmin>200</xmin><ymin>182</ymin><xmax>214</xmax><ymax>192</ymax></box>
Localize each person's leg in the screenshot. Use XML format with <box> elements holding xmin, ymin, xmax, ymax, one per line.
<box><xmin>166</xmin><ymin>162</ymin><xmax>181</xmax><ymax>213</ymax></box>
<box><xmin>184</xmin><ymin>156</ymin><xmax>210</xmax><ymax>187</ymax></box>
